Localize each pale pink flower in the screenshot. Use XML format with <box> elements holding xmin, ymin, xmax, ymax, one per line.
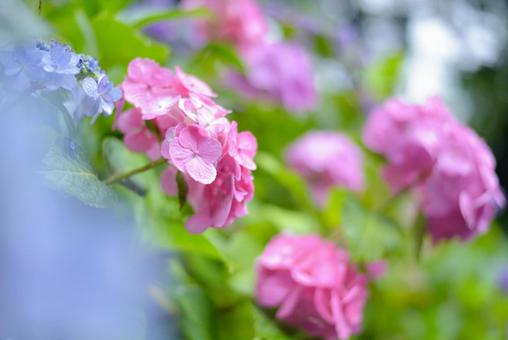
<box><xmin>256</xmin><ymin>234</ymin><xmax>368</xmax><ymax>340</ymax></box>
<box><xmin>164</xmin><ymin>124</ymin><xmax>222</xmax><ymax>185</ymax></box>
<box><xmin>226</xmin><ymin>121</ymin><xmax>257</xmax><ymax>171</ymax></box>
<box><xmin>286</xmin><ymin>131</ymin><xmax>364</xmax><ymax>206</ymax></box>
<box><xmin>121</xmin><ymin>58</ymin><xmax>178</xmax><ymax>119</ymax></box>
<box><xmin>182</xmin><ymin>0</ymin><xmax>267</xmax><ymax>48</ymax></box>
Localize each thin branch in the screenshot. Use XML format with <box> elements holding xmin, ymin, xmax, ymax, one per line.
<box><xmin>104</xmin><ymin>158</ymin><xmax>166</xmax><ymax>185</ymax></box>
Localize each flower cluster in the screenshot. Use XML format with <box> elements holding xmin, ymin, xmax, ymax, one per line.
<box><xmin>117</xmin><ymin>58</ymin><xmax>257</xmax><ymax>233</ymax></box>
<box><xmin>182</xmin><ymin>0</ymin><xmax>317</xmax><ymax>113</ymax></box>
<box><xmin>285</xmin><ymin>131</ymin><xmax>364</xmax><ymax>206</ymax></box>
<box><xmin>229</xmin><ymin>42</ymin><xmax>317</xmax><ymax>113</ymax></box>
<box><xmin>0</xmin><ymin>41</ymin><xmax>121</xmax><ymax>122</ymax></box>
<box><xmin>363</xmin><ymin>96</ymin><xmax>505</xmax><ymax>242</ymax></box>
<box><xmin>256</xmin><ymin>234</ymin><xmax>368</xmax><ymax>340</ymax></box>
<box><xmin>182</xmin><ymin>0</ymin><xmax>268</xmax><ymax>48</ymax></box>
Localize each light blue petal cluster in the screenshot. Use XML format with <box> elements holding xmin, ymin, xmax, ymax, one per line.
<box><xmin>0</xmin><ymin>40</ymin><xmax>122</xmax><ymax>122</ymax></box>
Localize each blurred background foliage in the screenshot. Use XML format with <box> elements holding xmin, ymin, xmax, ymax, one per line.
<box><xmin>3</xmin><ymin>0</ymin><xmax>508</xmax><ymax>338</ymax></box>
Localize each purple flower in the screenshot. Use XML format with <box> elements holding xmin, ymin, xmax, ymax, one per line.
<box><xmin>72</xmin><ymin>75</ymin><xmax>122</xmax><ymax>120</ymax></box>
<box><xmin>286</xmin><ymin>131</ymin><xmax>364</xmax><ymax>206</ymax></box>
<box><xmin>229</xmin><ymin>41</ymin><xmax>317</xmax><ymax>113</ymax></box>
<box><xmin>498</xmin><ymin>268</ymin><xmax>508</xmax><ymax>294</ymax></box>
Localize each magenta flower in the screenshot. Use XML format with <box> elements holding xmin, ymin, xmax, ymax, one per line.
<box><xmin>363</xmin><ymin>97</ymin><xmax>452</xmax><ymax>192</ymax></box>
<box><xmin>286</xmin><ymin>131</ymin><xmax>364</xmax><ymax>206</ymax></box>
<box><xmin>229</xmin><ymin>41</ymin><xmax>317</xmax><ymax>113</ymax></box>
<box><xmin>363</xmin><ymin>96</ymin><xmax>505</xmax><ymax>242</ymax></box>
<box><xmin>421</xmin><ymin>124</ymin><xmax>505</xmax><ymax>242</ymax></box>
<box><xmin>182</xmin><ymin>0</ymin><xmax>267</xmax><ymax>48</ymax></box>
<box><xmin>256</xmin><ymin>234</ymin><xmax>368</xmax><ymax>340</ymax></box>
<box><xmin>164</xmin><ymin>124</ymin><xmax>222</xmax><ymax>185</ymax></box>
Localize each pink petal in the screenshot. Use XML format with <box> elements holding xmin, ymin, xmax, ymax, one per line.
<box><xmin>169</xmin><ymin>141</ymin><xmax>194</xmax><ymax>171</ymax></box>
<box><xmin>124</xmin><ymin>130</ymin><xmax>158</xmax><ymax>153</ymax></box>
<box><xmin>256</xmin><ymin>271</ymin><xmax>294</xmax><ymax>307</ymax></box>
<box><xmin>160</xmin><ymin>167</ymin><xmax>177</xmax><ymax>196</ymax></box>
<box><xmin>197</xmin><ymin>137</ymin><xmax>223</xmax><ymax>164</ymax></box>
<box><xmin>186</xmin><ymin>214</ymin><xmax>211</xmax><ymax>233</ymax></box>
<box><xmin>178</xmin><ymin>126</ymin><xmax>200</xmax><ymax>152</ymax></box>
<box><xmin>176</xmin><ymin>66</ymin><xmax>217</xmax><ymax>97</ymax></box>
<box><xmin>185</xmin><ymin>156</ymin><xmax>217</xmax><ymax>184</ymax></box>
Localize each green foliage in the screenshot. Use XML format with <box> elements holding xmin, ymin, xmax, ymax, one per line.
<box><xmin>30</xmin><ymin>1</ymin><xmax>508</xmax><ymax>339</ymax></box>
<box><xmin>92</xmin><ymin>14</ymin><xmax>170</xmax><ymax>70</ymax></box>
<box><xmin>365</xmin><ymin>51</ymin><xmax>405</xmax><ymax>100</ymax></box>
<box><xmin>41</xmin><ymin>138</ymin><xmax>117</xmax><ymax>208</ymax></box>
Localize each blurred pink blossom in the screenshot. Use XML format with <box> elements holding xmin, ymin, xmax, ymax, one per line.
<box><xmin>285</xmin><ymin>131</ymin><xmax>364</xmax><ymax>206</ymax></box>
<box><xmin>230</xmin><ymin>41</ymin><xmax>317</xmax><ymax>113</ymax></box>
<box><xmin>256</xmin><ymin>234</ymin><xmax>368</xmax><ymax>340</ymax></box>
<box><xmin>182</xmin><ymin>0</ymin><xmax>267</xmax><ymax>48</ymax></box>
<box><xmin>421</xmin><ymin>124</ymin><xmax>505</xmax><ymax>242</ymax></box>
<box><xmin>363</xmin><ymin>96</ymin><xmax>505</xmax><ymax>242</ymax></box>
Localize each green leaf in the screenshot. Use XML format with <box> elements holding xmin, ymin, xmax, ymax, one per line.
<box><xmin>253</xmin><ymin>306</ymin><xmax>291</xmax><ymax>340</ymax></box>
<box><xmin>256</xmin><ymin>152</ymin><xmax>315</xmax><ymax>212</ymax></box>
<box><xmin>217</xmin><ymin>302</ymin><xmax>255</xmax><ymax>340</ymax></box>
<box><xmin>173</xmin><ymin>286</ymin><xmax>215</xmax><ymax>340</ymax></box>
<box><xmin>102</xmin><ymin>137</ymin><xmax>154</xmax><ymax>186</ymax></box>
<box><xmin>322</xmin><ymin>188</ymin><xmax>347</xmax><ymax>229</ymax></box>
<box><xmin>144</xmin><ymin>204</ymin><xmax>223</xmax><ymax>260</ymax></box>
<box><xmin>202</xmin><ymin>42</ymin><xmax>246</xmax><ymax>72</ymax></box>
<box><xmin>119</xmin><ymin>7</ymin><xmax>212</xmax><ymax>29</ymax></box>
<box><xmin>92</xmin><ymin>14</ymin><xmax>170</xmax><ymax>69</ymax></box>
<box><xmin>41</xmin><ymin>138</ymin><xmax>117</xmax><ymax>208</ymax></box>
<box><xmin>252</xmin><ymin>203</ymin><xmax>320</xmax><ymax>235</ymax></box>
<box><xmin>365</xmin><ymin>51</ymin><xmax>404</xmax><ymax>100</ymax></box>
<box><xmin>341</xmin><ymin>197</ymin><xmax>400</xmax><ymax>262</ymax></box>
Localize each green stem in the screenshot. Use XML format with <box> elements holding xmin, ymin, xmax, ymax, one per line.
<box><xmin>104</xmin><ymin>158</ymin><xmax>166</xmax><ymax>185</ymax></box>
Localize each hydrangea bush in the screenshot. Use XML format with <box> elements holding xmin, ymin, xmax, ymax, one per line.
<box><xmin>3</xmin><ymin>0</ymin><xmax>508</xmax><ymax>339</ymax></box>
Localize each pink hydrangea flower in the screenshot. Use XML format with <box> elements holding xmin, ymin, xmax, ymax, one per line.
<box><xmin>421</xmin><ymin>124</ymin><xmax>505</xmax><ymax>242</ymax></box>
<box><xmin>115</xmin><ymin>107</ymin><xmax>161</xmax><ymax>161</ymax></box>
<box><xmin>184</xmin><ymin>121</ymin><xmax>256</xmax><ymax>233</ymax></box>
<box><xmin>285</xmin><ymin>131</ymin><xmax>364</xmax><ymax>206</ymax></box>
<box><xmin>182</xmin><ymin>0</ymin><xmax>268</xmax><ymax>48</ymax></box>
<box><xmin>121</xmin><ymin>58</ymin><xmax>178</xmax><ymax>119</ymax></box>
<box><xmin>256</xmin><ymin>234</ymin><xmax>368</xmax><ymax>340</ymax></box>
<box><xmin>162</xmin><ymin>124</ymin><xmax>222</xmax><ymax>185</ymax></box>
<box><xmin>363</xmin><ymin>96</ymin><xmax>452</xmax><ymax>192</ymax></box>
<box><xmin>118</xmin><ymin>58</ymin><xmax>257</xmax><ymax>233</ymax></box>
<box><xmin>229</xmin><ymin>41</ymin><xmax>317</xmax><ymax>113</ymax></box>
<box><xmin>363</xmin><ymin>96</ymin><xmax>505</xmax><ymax>242</ymax></box>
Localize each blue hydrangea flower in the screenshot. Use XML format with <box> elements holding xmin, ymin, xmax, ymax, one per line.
<box><xmin>41</xmin><ymin>42</ymin><xmax>80</xmax><ymax>75</ymax></box>
<box><xmin>0</xmin><ymin>40</ymin><xmax>122</xmax><ymax>123</ymax></box>
<box><xmin>0</xmin><ymin>45</ymin><xmax>46</xmax><ymax>91</ymax></box>
<box><xmin>70</xmin><ymin>75</ymin><xmax>122</xmax><ymax>121</ymax></box>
